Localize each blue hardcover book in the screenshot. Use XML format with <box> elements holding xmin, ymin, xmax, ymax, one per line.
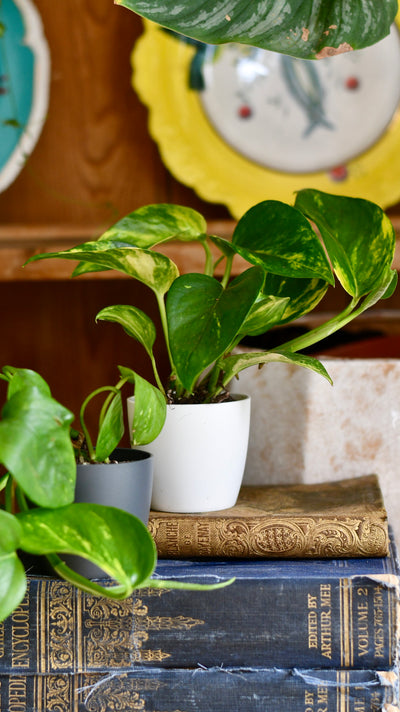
<box><xmin>0</xmin><ymin>667</ymin><xmax>398</xmax><ymax>711</ymax></box>
<box><xmin>1</xmin><ymin>530</ymin><xmax>398</xmax><ymax>674</ymax></box>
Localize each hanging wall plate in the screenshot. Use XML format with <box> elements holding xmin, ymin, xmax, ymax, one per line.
<box><xmin>132</xmin><ymin>18</ymin><xmax>400</xmax><ymax>218</ymax></box>
<box><xmin>0</xmin><ymin>0</ymin><xmax>50</xmax><ymax>192</ymax></box>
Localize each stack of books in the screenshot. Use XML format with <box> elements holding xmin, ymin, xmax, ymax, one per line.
<box><xmin>0</xmin><ymin>475</ymin><xmax>398</xmax><ymax>711</ymax></box>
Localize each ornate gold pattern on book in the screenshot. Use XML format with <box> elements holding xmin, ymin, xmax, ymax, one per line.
<box><xmin>81</xmin><ymin>595</ymin><xmax>203</xmax><ymax>668</ymax></box>
<box><xmin>79</xmin><ymin>674</ymin><xmax>187</xmax><ymax>712</ymax></box>
<box><xmin>40</xmin><ymin>674</ymin><xmax>72</xmax><ymax>712</ymax></box>
<box><xmin>43</xmin><ymin>580</ymin><xmax>76</xmax><ymax>673</ymax></box>
<box><xmin>43</xmin><ymin>582</ymin><xmax>204</xmax><ymax>672</ymax></box>
<box><xmin>148</xmin><ymin>476</ymin><xmax>389</xmax><ymax>559</ymax></box>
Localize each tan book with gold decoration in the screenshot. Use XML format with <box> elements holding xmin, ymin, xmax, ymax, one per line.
<box><xmin>148</xmin><ymin>475</ymin><xmax>388</xmax><ymax>559</ymax></box>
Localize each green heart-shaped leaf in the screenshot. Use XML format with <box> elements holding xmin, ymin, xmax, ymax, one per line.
<box><xmin>116</xmin><ymin>0</ymin><xmax>396</xmax><ymax>59</ymax></box>
<box><xmin>99</xmin><ymin>204</ymin><xmax>207</xmax><ymax>247</ymax></box>
<box><xmin>167</xmin><ymin>267</ymin><xmax>264</xmax><ymax>391</ymax></box>
<box><xmin>27</xmin><ymin>243</ymin><xmax>179</xmax><ymax>298</ymax></box>
<box><xmin>95</xmin><ymin>391</ymin><xmax>124</xmax><ymax>463</ymax></box>
<box><xmin>17</xmin><ymin>504</ymin><xmax>157</xmax><ymax>591</ymax></box>
<box><xmin>0</xmin><ymin>511</ymin><xmax>26</xmax><ymax>622</ymax></box>
<box><xmin>97</xmin><ymin>305</ymin><xmax>157</xmax><ymax>359</ymax></box>
<box><xmin>119</xmin><ymin>367</ymin><xmax>166</xmax><ymax>445</ymax></box>
<box><xmin>0</xmin><ymin>387</ymin><xmax>76</xmax><ymax>507</ymax></box>
<box><xmin>295</xmin><ymin>189</ymin><xmax>396</xmax><ymax>298</ymax></box>
<box><xmin>2</xmin><ymin>366</ymin><xmax>52</xmax><ymax>399</ymax></box>
<box><xmin>232</xmin><ymin>200</ymin><xmax>334</xmax><ymax>284</ymax></box>
<box><xmin>222</xmin><ymin>349</ymin><xmax>332</xmax><ymax>388</ymax></box>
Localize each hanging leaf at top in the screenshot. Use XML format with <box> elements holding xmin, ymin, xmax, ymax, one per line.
<box><xmin>115</xmin><ymin>0</ymin><xmax>397</xmax><ymax>60</ymax></box>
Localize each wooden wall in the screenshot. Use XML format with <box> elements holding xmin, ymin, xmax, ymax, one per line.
<box><xmin>0</xmin><ymin>0</ymin><xmax>399</xmax><ymax>438</ymax></box>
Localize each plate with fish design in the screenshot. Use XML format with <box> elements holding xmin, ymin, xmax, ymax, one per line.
<box><xmin>132</xmin><ymin>18</ymin><xmax>400</xmax><ymax>218</ymax></box>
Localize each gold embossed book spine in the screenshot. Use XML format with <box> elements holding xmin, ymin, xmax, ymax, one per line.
<box><xmin>148</xmin><ymin>477</ymin><xmax>389</xmax><ymax>559</ymax></box>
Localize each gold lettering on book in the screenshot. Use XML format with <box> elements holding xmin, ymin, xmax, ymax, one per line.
<box><xmin>11</xmin><ymin>593</ymin><xmax>30</xmax><ymax>669</ymax></box>
<box><xmin>8</xmin><ymin>677</ymin><xmax>27</xmax><ymax>712</ymax></box>
<box><xmin>304</xmin><ymin>689</ymin><xmax>314</xmax><ymax>712</ymax></box>
<box><xmin>307</xmin><ymin>584</ymin><xmax>332</xmax><ymax>659</ymax></box>
<box><xmin>373</xmin><ymin>586</ymin><xmax>385</xmax><ymax>658</ymax></box>
<box><xmin>356</xmin><ymin>587</ymin><xmax>369</xmax><ymax>657</ymax></box>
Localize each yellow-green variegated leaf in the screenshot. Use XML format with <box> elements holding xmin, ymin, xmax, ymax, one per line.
<box><xmin>239</xmin><ymin>295</ymin><xmax>290</xmax><ymax>337</ymax></box>
<box><xmin>96</xmin><ymin>305</ymin><xmax>157</xmax><ymax>360</ymax></box>
<box><xmin>0</xmin><ymin>511</ymin><xmax>26</xmax><ymax>622</ymax></box>
<box><xmin>222</xmin><ymin>350</ymin><xmax>332</xmax><ymax>389</ymax></box>
<box><xmin>116</xmin><ymin>0</ymin><xmax>396</xmax><ymax>59</ymax></box>
<box><xmin>17</xmin><ymin>504</ymin><xmax>157</xmax><ymax>593</ymax></box>
<box><xmin>262</xmin><ymin>274</ymin><xmax>329</xmax><ymax>324</ymax></box>
<box><xmin>95</xmin><ymin>391</ymin><xmax>124</xmax><ymax>463</ymax></box>
<box><xmin>232</xmin><ymin>200</ymin><xmax>334</xmax><ymax>284</ymax></box>
<box><xmin>27</xmin><ymin>243</ymin><xmax>179</xmax><ymax>298</ymax></box>
<box><xmin>118</xmin><ymin>367</ymin><xmax>166</xmax><ymax>445</ymax></box>
<box><xmin>98</xmin><ymin>204</ymin><xmax>207</xmax><ymax>248</ymax></box>
<box><xmin>295</xmin><ymin>189</ymin><xmax>396</xmax><ymax>298</ymax></box>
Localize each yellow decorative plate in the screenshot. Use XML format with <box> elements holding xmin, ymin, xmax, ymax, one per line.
<box><xmin>132</xmin><ymin>19</ymin><xmax>400</xmax><ymax>218</ymax></box>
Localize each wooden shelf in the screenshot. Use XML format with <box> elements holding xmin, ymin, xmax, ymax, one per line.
<box><xmin>1</xmin><ymin>218</ymin><xmax>399</xmax><ymax>281</ymax></box>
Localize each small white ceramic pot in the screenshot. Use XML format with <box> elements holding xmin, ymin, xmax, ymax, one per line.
<box><xmin>127</xmin><ymin>395</ymin><xmax>250</xmax><ymax>513</ymax></box>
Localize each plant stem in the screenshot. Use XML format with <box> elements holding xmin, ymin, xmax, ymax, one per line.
<box><xmin>275</xmin><ymin>298</ymin><xmax>359</xmax><ymax>353</ymax></box>
<box><xmin>4</xmin><ymin>477</ymin><xmax>14</xmax><ymax>513</ymax></box>
<box><xmin>221</xmin><ymin>254</ymin><xmax>233</xmax><ymax>289</ymax></box>
<box><xmin>45</xmin><ymin>553</ymin><xmax>131</xmax><ymax>599</ymax></box>
<box><xmin>202</xmin><ymin>239</ymin><xmax>214</xmax><ymax>276</ymax></box>
<box><xmin>156</xmin><ymin>291</ymin><xmax>174</xmax><ymax>391</ymax></box>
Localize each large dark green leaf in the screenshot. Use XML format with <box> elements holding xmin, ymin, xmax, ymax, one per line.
<box><xmin>17</xmin><ymin>504</ymin><xmax>157</xmax><ymax>591</ymax></box>
<box><xmin>0</xmin><ymin>511</ymin><xmax>26</xmax><ymax>622</ymax></box>
<box><xmin>232</xmin><ymin>200</ymin><xmax>334</xmax><ymax>283</ymax></box>
<box><xmin>167</xmin><ymin>267</ymin><xmax>264</xmax><ymax>391</ymax></box>
<box><xmin>26</xmin><ymin>243</ymin><xmax>179</xmax><ymax>298</ymax></box>
<box><xmin>0</xmin><ymin>387</ymin><xmax>76</xmax><ymax>508</ymax></box>
<box><xmin>116</xmin><ymin>0</ymin><xmax>396</xmax><ymax>59</ymax></box>
<box><xmin>295</xmin><ymin>189</ymin><xmax>396</xmax><ymax>298</ymax></box>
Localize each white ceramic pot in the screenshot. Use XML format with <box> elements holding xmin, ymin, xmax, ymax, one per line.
<box><xmin>127</xmin><ymin>395</ymin><xmax>251</xmax><ymax>513</ymax></box>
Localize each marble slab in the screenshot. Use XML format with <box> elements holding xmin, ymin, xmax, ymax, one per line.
<box><xmin>230</xmin><ymin>356</ymin><xmax>400</xmax><ymax>545</ymax></box>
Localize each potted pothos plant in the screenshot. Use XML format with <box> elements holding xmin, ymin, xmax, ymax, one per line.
<box><xmin>0</xmin><ymin>366</ymin><xmax>232</xmax><ymax>623</ymax></box>
<box><xmin>27</xmin><ymin>189</ymin><xmax>397</xmax><ymax>512</ymax></box>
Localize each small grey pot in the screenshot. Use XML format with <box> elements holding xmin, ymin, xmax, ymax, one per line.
<box><xmin>66</xmin><ymin>448</ymin><xmax>154</xmax><ymax>578</ymax></box>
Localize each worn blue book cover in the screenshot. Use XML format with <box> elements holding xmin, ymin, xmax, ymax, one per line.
<box><xmin>1</xmin><ymin>530</ymin><xmax>398</xmax><ymax>674</ymax></box>
<box><xmin>0</xmin><ymin>667</ymin><xmax>398</xmax><ymax>712</ymax></box>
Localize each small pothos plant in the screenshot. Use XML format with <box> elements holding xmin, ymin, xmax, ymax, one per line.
<box><xmin>0</xmin><ymin>367</ymin><xmax>233</xmax><ymax>623</ymax></box>
<box><xmin>27</xmin><ymin>189</ymin><xmax>397</xmax><ymax>448</ymax></box>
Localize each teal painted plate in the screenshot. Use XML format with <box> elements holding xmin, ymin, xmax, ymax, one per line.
<box><xmin>0</xmin><ymin>0</ymin><xmax>50</xmax><ymax>192</ymax></box>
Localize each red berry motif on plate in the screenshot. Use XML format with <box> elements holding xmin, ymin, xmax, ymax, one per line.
<box><xmin>345</xmin><ymin>76</ymin><xmax>360</xmax><ymax>90</ymax></box>
<box><xmin>238</xmin><ymin>104</ymin><xmax>252</xmax><ymax>119</ymax></box>
<box><xmin>329</xmin><ymin>165</ymin><xmax>348</xmax><ymax>181</ymax></box>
